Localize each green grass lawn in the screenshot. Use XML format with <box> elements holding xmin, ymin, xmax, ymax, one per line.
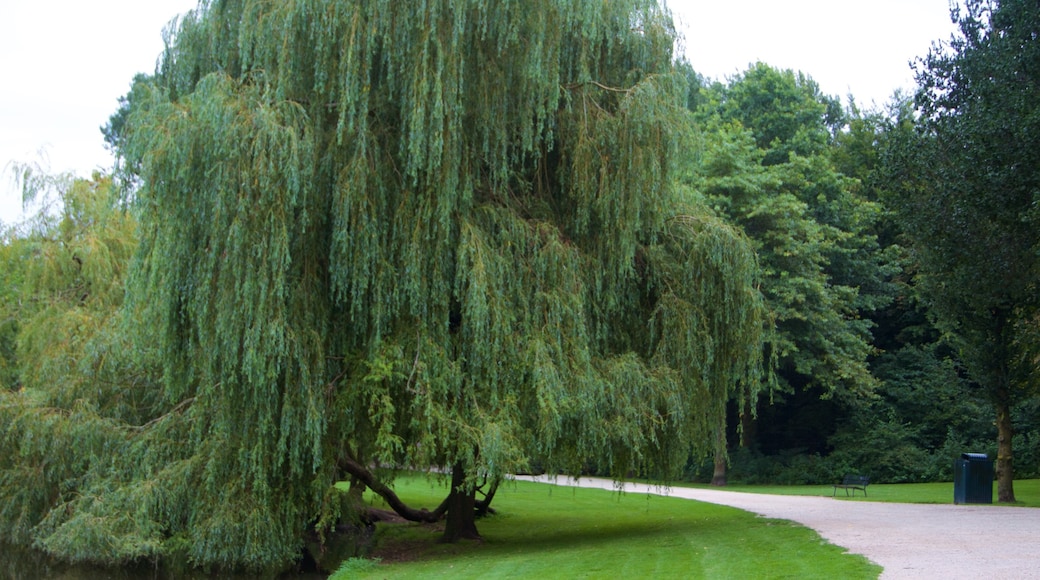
<box><xmin>687</xmin><ymin>479</ymin><xmax>1040</xmax><ymax>507</ymax></box>
<box><xmin>331</xmin><ymin>476</ymin><xmax>881</xmax><ymax>579</ymax></box>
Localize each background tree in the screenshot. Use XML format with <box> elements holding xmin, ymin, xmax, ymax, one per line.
<box><xmin>101</xmin><ymin>73</ymin><xmax>152</xmax><ymax>196</ymax></box>
<box><xmin>0</xmin><ymin>170</ymin><xmax>150</xmax><ymax>559</ymax></box>
<box><xmin>823</xmin><ymin>96</ymin><xmax>994</xmax><ymax>484</ymax></box>
<box><xmin>683</xmin><ymin>65</ymin><xmax>891</xmax><ymax>482</ymax></box>
<box><xmin>0</xmin><ymin>167</ymin><xmax>139</xmax><ymax>394</ymax></box>
<box><xmin>712</xmin><ymin>63</ymin><xmax>844</xmax><ymax>166</ymax></box>
<box><xmin>0</xmin><ymin>1</ymin><xmax>768</xmax><ymax>574</ymax></box>
<box><xmin>886</xmin><ymin>0</ymin><xmax>1040</xmax><ymax>502</ymax></box>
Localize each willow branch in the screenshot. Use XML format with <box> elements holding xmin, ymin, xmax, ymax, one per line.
<box><xmin>405</xmin><ymin>329</ymin><xmax>422</xmax><ymax>394</ymax></box>
<box><xmin>563</xmin><ymin>80</ymin><xmax>632</xmax><ymax>94</ymax></box>
<box><xmin>338</xmin><ymin>455</ymin><xmax>447</xmax><ymax>523</ymax></box>
<box><xmin>132</xmin><ymin>397</ymin><xmax>196</xmax><ymax>431</ymax></box>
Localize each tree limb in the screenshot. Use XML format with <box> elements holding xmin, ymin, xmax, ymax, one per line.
<box><xmin>475</xmin><ymin>477</ymin><xmax>500</xmax><ymax>517</ymax></box>
<box><xmin>562</xmin><ymin>80</ymin><xmax>633</xmax><ymax>94</ymax></box>
<box><xmin>338</xmin><ymin>455</ymin><xmax>447</xmax><ymax>523</ymax></box>
<box><xmin>131</xmin><ymin>397</ymin><xmax>195</xmax><ymax>432</ymax></box>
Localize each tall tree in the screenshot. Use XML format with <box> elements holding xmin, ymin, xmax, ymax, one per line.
<box><xmin>699</xmin><ymin>65</ymin><xmax>886</xmax><ymax>401</ymax></box>
<box><xmin>0</xmin><ymin>1</ymin><xmax>767</xmax><ymax>574</ymax></box>
<box><xmin>0</xmin><ymin>168</ymin><xmax>139</xmax><ymax>395</ymax></box>
<box><xmin>712</xmin><ymin>62</ymin><xmax>844</xmax><ymax>166</ymax></box>
<box><xmin>0</xmin><ymin>171</ymin><xmax>149</xmax><ymax>560</ymax></box>
<box><xmin>689</xmin><ymin>65</ymin><xmax>887</xmax><ymax>433</ymax></box>
<box><xmin>887</xmin><ymin>0</ymin><xmax>1040</xmax><ymax>502</ymax></box>
<box><xmin>681</xmin><ymin>64</ymin><xmax>898</xmax><ymax>485</ymax></box>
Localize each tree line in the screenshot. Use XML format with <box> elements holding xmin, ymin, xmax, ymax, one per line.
<box><xmin>0</xmin><ymin>0</ymin><xmax>1036</xmax><ymax>575</ymax></box>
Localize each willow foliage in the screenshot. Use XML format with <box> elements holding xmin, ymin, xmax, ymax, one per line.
<box><xmin>2</xmin><ymin>0</ymin><xmax>767</xmax><ymax>573</ymax></box>
<box><xmin>0</xmin><ymin>173</ymin><xmax>154</xmax><ymax>556</ymax></box>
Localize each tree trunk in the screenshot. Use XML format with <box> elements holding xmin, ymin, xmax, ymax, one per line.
<box><xmin>475</xmin><ymin>477</ymin><xmax>500</xmax><ymax>517</ymax></box>
<box><xmin>711</xmin><ymin>455</ymin><xmax>727</xmax><ymax>487</ymax></box>
<box><xmin>441</xmin><ymin>463</ymin><xmax>481</xmax><ymax>543</ymax></box>
<box><xmin>711</xmin><ymin>424</ymin><xmax>727</xmax><ymax>487</ymax></box>
<box><xmin>740</xmin><ymin>398</ymin><xmax>757</xmax><ymax>449</ymax></box>
<box><xmin>995</xmin><ymin>388</ymin><xmax>1016</xmax><ymax>503</ymax></box>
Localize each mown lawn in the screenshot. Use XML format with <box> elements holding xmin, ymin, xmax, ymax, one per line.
<box><xmin>331</xmin><ymin>476</ymin><xmax>881</xmax><ymax>579</ymax></box>
<box><xmin>690</xmin><ymin>479</ymin><xmax>1040</xmax><ymax>507</ymax></box>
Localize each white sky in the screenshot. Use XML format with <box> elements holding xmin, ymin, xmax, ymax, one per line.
<box><xmin>0</xmin><ymin>0</ymin><xmax>959</xmax><ymax>227</ymax></box>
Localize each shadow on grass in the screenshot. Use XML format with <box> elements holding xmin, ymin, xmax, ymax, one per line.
<box><xmin>371</xmin><ymin>490</ymin><xmax>785</xmax><ymax>564</ymax></box>
<box><xmin>350</xmin><ymin>478</ymin><xmax>881</xmax><ymax>579</ymax></box>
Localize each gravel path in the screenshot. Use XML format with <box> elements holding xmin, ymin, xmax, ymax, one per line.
<box><xmin>515</xmin><ymin>475</ymin><xmax>1040</xmax><ymax>579</ymax></box>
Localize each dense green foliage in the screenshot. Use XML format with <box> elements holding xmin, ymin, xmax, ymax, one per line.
<box><xmin>884</xmin><ymin>0</ymin><xmax>1040</xmax><ymax>501</ymax></box>
<box><xmin>675</xmin><ymin>63</ymin><xmax>898</xmax><ymax>487</ymax></box>
<box><xmin>0</xmin><ymin>0</ymin><xmax>768</xmax><ymax>573</ymax></box>
<box><xmin>0</xmin><ymin>172</ymin><xmax>151</xmax><ymax>560</ymax></box>
<box><xmin>3</xmin><ymin>0</ymin><xmax>1040</xmax><ymax>573</ymax></box>
<box><xmin>688</xmin><ymin>68</ymin><xmax>889</xmax><ymax>402</ymax></box>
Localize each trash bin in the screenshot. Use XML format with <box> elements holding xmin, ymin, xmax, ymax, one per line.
<box><xmin>954</xmin><ymin>452</ymin><xmax>993</xmax><ymax>504</ymax></box>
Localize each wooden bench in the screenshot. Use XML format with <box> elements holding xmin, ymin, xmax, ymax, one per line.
<box><xmin>832</xmin><ymin>475</ymin><xmax>870</xmax><ymax>497</ymax></box>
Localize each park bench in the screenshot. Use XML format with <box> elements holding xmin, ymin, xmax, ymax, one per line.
<box><xmin>832</xmin><ymin>475</ymin><xmax>870</xmax><ymax>497</ymax></box>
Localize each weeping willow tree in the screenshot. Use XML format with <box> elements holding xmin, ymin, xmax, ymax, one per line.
<box><xmin>0</xmin><ymin>171</ymin><xmax>150</xmax><ymax>557</ymax></box>
<box><xmin>0</xmin><ymin>0</ymin><xmax>768</xmax><ymax>574</ymax></box>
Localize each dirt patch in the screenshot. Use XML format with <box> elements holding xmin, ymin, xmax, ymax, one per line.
<box><xmin>368</xmin><ymin>520</ymin><xmax>448</xmax><ymax>564</ymax></box>
<box><xmin>370</xmin><ymin>536</ymin><xmax>433</xmax><ymax>564</ymax></box>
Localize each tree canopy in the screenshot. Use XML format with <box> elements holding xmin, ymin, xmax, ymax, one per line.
<box><xmin>0</xmin><ymin>0</ymin><xmax>768</xmax><ymax>573</ymax></box>
<box><xmin>885</xmin><ymin>0</ymin><xmax>1040</xmax><ymax>502</ymax></box>
<box><xmin>11</xmin><ymin>0</ymin><xmax>1040</xmax><ymax>573</ymax></box>
<box><xmin>687</xmin><ymin>64</ymin><xmax>889</xmax><ymax>403</ymax></box>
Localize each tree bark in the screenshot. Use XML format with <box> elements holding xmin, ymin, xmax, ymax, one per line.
<box><xmin>711</xmin><ymin>455</ymin><xmax>727</xmax><ymax>487</ymax></box>
<box><xmin>995</xmin><ymin>387</ymin><xmax>1016</xmax><ymax>503</ymax></box>
<box><xmin>338</xmin><ymin>455</ymin><xmax>446</xmax><ymax>523</ymax></box>
<box><xmin>441</xmin><ymin>463</ymin><xmax>481</xmax><ymax>543</ymax></box>
<box><xmin>711</xmin><ymin>424</ymin><xmax>727</xmax><ymax>486</ymax></box>
<box><xmin>475</xmin><ymin>477</ymin><xmax>500</xmax><ymax>517</ymax></box>
<box><xmin>740</xmin><ymin>398</ymin><xmax>757</xmax><ymax>449</ymax></box>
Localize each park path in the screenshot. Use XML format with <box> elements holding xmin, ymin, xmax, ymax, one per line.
<box><xmin>514</xmin><ymin>475</ymin><xmax>1040</xmax><ymax>579</ymax></box>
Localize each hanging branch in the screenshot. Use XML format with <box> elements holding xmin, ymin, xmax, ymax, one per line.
<box><xmin>562</xmin><ymin>80</ymin><xmax>633</xmax><ymax>94</ymax></box>
<box><xmin>130</xmin><ymin>397</ymin><xmax>196</xmax><ymax>432</ymax></box>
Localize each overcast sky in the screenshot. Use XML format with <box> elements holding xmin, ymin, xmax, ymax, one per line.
<box><xmin>0</xmin><ymin>1</ymin><xmax>959</xmax><ymax>227</ymax></box>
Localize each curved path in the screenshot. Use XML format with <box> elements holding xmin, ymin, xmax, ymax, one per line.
<box><xmin>515</xmin><ymin>475</ymin><xmax>1040</xmax><ymax>579</ymax></box>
